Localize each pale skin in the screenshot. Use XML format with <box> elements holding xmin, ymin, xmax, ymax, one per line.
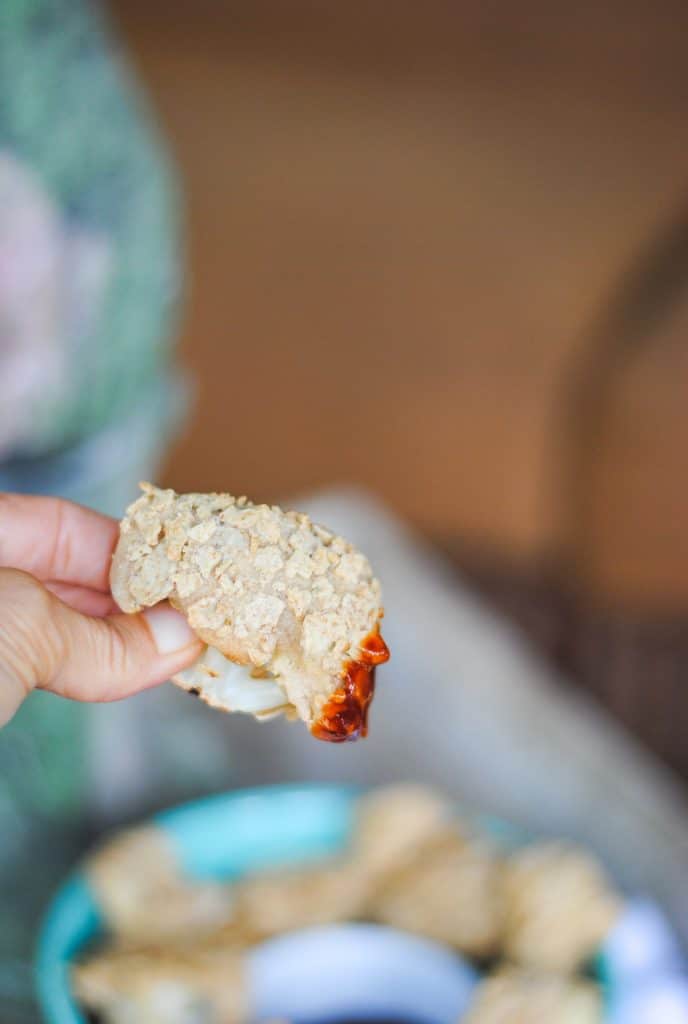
<box><xmin>0</xmin><ymin>493</ymin><xmax>204</xmax><ymax>727</ymax></box>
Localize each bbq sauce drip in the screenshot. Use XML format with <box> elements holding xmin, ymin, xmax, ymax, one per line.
<box><xmin>311</xmin><ymin>629</ymin><xmax>390</xmax><ymax>743</ymax></box>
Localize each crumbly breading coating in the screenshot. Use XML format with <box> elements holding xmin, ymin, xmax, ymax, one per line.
<box><xmin>502</xmin><ymin>842</ymin><xmax>621</xmax><ymax>972</ymax></box>
<box><xmin>110</xmin><ymin>483</ymin><xmax>386</xmax><ymax>730</ymax></box>
<box><xmin>463</xmin><ymin>968</ymin><xmax>602</xmax><ymax>1024</ymax></box>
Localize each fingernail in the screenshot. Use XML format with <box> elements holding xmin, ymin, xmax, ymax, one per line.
<box><xmin>143</xmin><ymin>605</ymin><xmax>198</xmax><ymax>654</ymax></box>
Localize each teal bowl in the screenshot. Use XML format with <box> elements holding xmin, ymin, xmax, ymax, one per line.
<box><xmin>36</xmin><ymin>783</ymin><xmax>614</xmax><ymax>1022</ymax></box>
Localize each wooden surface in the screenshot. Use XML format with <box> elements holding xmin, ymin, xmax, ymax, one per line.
<box><xmin>110</xmin><ymin>0</ymin><xmax>688</xmax><ymax>609</ymax></box>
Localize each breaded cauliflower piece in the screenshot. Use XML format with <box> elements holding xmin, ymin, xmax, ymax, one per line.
<box><xmin>234</xmin><ymin>862</ymin><xmax>368</xmax><ymax>939</ymax></box>
<box><xmin>352</xmin><ymin>783</ymin><xmax>457</xmax><ymax>876</ymax></box>
<box><xmin>111</xmin><ymin>484</ymin><xmax>388</xmax><ymax>740</ymax></box>
<box><xmin>367</xmin><ymin>833</ymin><xmax>506</xmax><ymax>958</ymax></box>
<box><xmin>502</xmin><ymin>842</ymin><xmax>621</xmax><ymax>972</ymax></box>
<box><xmin>463</xmin><ymin>968</ymin><xmax>602</xmax><ymax>1024</ymax></box>
<box><xmin>72</xmin><ymin>941</ymin><xmax>246</xmax><ymax>1024</ymax></box>
<box><xmin>85</xmin><ymin>826</ymin><xmax>236</xmax><ymax>946</ymax></box>
<box><xmin>349</xmin><ymin>785</ymin><xmax>504</xmax><ymax>957</ymax></box>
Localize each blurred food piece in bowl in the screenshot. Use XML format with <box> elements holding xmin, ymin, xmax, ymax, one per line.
<box><xmin>67</xmin><ymin>784</ymin><xmax>624</xmax><ymax>1023</ymax></box>
<box><xmin>72</xmin><ymin>940</ymin><xmax>247</xmax><ymax>1024</ymax></box>
<box><xmin>85</xmin><ymin>825</ymin><xmax>235</xmax><ymax>948</ymax></box>
<box><xmin>502</xmin><ymin>843</ymin><xmax>622</xmax><ymax>974</ymax></box>
<box><xmin>463</xmin><ymin>967</ymin><xmax>603</xmax><ymax>1024</ymax></box>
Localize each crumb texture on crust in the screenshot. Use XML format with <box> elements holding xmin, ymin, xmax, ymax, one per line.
<box><xmin>110</xmin><ymin>483</ymin><xmax>384</xmax><ymax>725</ymax></box>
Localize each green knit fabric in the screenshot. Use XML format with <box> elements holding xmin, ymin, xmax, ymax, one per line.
<box><xmin>0</xmin><ymin>0</ymin><xmax>181</xmax><ymax>457</ymax></box>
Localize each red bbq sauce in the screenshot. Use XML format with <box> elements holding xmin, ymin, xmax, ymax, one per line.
<box><xmin>311</xmin><ymin>628</ymin><xmax>390</xmax><ymax>743</ymax></box>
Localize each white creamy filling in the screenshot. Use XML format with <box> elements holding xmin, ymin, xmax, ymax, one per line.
<box><xmin>175</xmin><ymin>646</ymin><xmax>290</xmax><ymax>717</ymax></box>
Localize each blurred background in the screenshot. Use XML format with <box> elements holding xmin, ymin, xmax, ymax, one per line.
<box><xmin>2</xmin><ymin>1</ymin><xmax>688</xmax><ymax>1019</ymax></box>
<box><xmin>110</xmin><ymin>0</ymin><xmax>688</xmax><ymax>778</ymax></box>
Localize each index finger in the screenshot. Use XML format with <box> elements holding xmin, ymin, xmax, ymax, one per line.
<box><xmin>0</xmin><ymin>493</ymin><xmax>120</xmax><ymax>593</ymax></box>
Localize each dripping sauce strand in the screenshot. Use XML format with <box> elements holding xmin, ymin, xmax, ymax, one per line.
<box><xmin>311</xmin><ymin>628</ymin><xmax>390</xmax><ymax>743</ymax></box>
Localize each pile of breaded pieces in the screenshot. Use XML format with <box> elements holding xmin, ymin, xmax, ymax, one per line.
<box><xmin>75</xmin><ymin>785</ymin><xmax>620</xmax><ymax>1024</ymax></box>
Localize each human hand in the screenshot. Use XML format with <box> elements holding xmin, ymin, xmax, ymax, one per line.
<box><xmin>0</xmin><ymin>493</ymin><xmax>203</xmax><ymax>727</ymax></box>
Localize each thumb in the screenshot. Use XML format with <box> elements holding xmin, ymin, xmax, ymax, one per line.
<box><xmin>0</xmin><ymin>569</ymin><xmax>203</xmax><ymax>726</ymax></box>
